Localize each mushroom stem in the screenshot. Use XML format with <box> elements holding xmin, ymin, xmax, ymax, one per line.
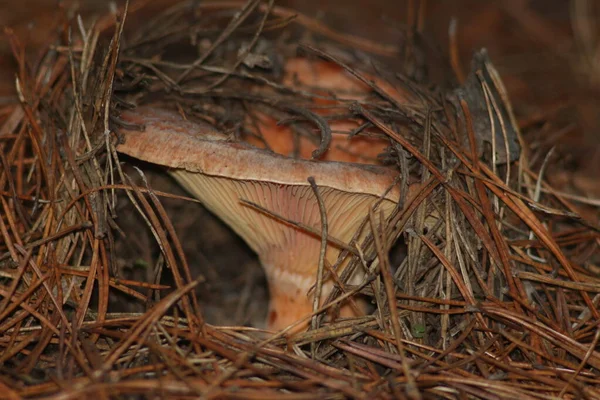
<box><xmin>262</xmin><ymin>251</ymin><xmax>329</xmax><ymax>330</ymax></box>
<box><xmin>261</xmin><ymin>239</ymin><xmax>353</xmax><ymax>330</ymax></box>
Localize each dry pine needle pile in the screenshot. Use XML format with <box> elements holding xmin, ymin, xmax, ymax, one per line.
<box><xmin>0</xmin><ymin>1</ymin><xmax>599</xmax><ymax>399</ymax></box>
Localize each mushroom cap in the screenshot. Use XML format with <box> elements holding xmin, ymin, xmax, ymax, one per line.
<box><xmin>119</xmin><ymin>106</ymin><xmax>401</xmax><ymax>200</ymax></box>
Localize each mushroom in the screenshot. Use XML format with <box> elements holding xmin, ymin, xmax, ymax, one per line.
<box><xmin>116</xmin><ymin>59</ymin><xmax>410</xmax><ymax>330</ymax></box>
